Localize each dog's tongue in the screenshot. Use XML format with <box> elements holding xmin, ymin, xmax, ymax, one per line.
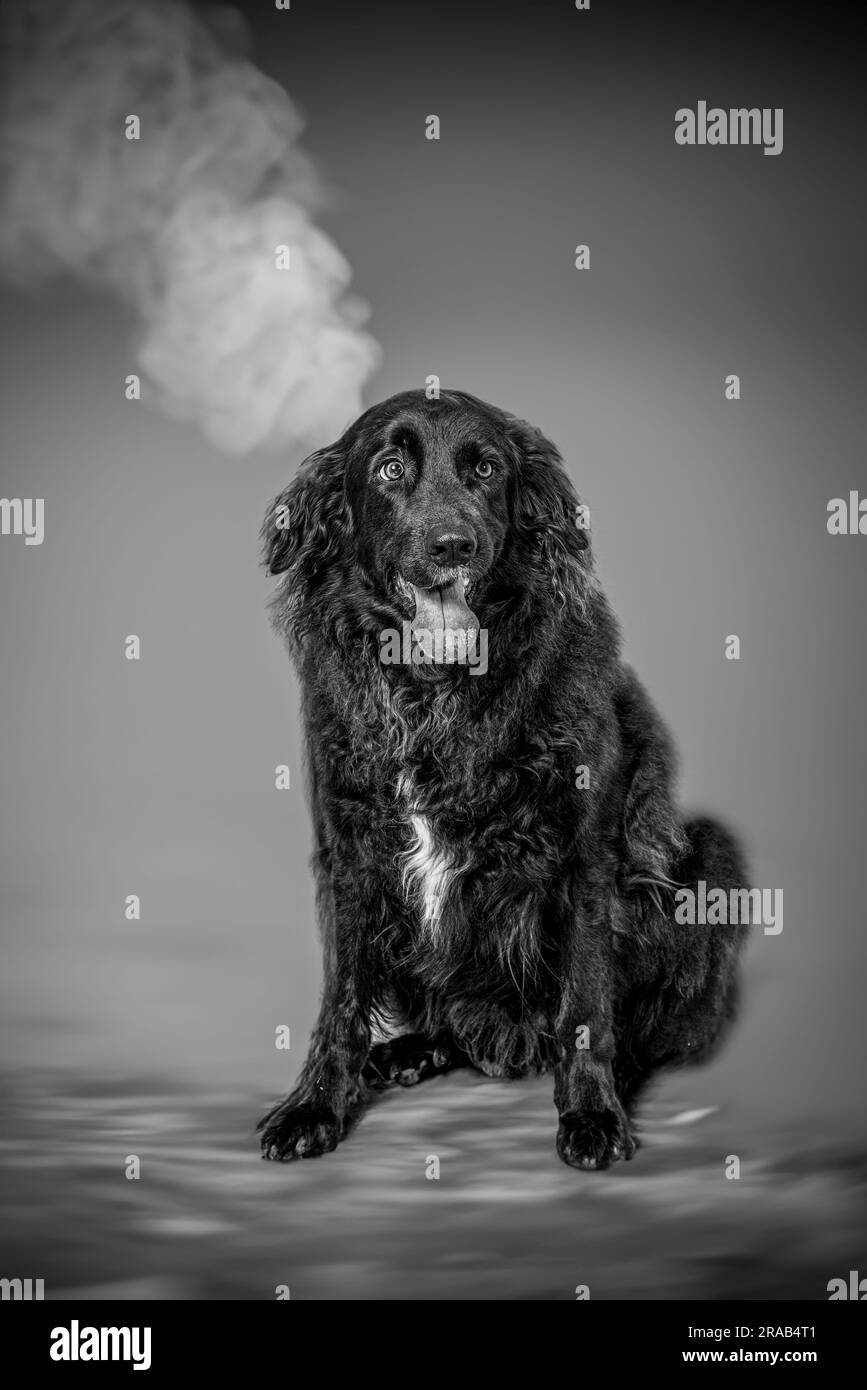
<box><xmin>410</xmin><ymin>581</ymin><xmax>479</xmax><ymax>648</ymax></box>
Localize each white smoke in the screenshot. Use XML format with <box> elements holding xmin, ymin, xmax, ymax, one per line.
<box><xmin>0</xmin><ymin>0</ymin><xmax>381</xmax><ymax>453</ymax></box>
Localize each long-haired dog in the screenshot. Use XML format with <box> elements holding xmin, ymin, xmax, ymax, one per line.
<box><xmin>258</xmin><ymin>389</ymin><xmax>747</xmax><ymax>1169</ymax></box>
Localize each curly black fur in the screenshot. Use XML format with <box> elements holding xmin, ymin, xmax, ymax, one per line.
<box><xmin>257</xmin><ymin>389</ymin><xmax>748</xmax><ymax>1169</ymax></box>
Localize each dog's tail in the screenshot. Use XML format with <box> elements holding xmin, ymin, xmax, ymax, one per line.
<box><xmin>676</xmin><ymin>814</ymin><xmax>749</xmax><ymax>894</ymax></box>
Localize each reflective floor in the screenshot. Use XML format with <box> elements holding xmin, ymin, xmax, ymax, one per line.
<box><xmin>1</xmin><ymin>1068</ymin><xmax>864</xmax><ymax>1300</ymax></box>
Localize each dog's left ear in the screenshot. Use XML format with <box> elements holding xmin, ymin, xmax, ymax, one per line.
<box><xmin>508</xmin><ymin>418</ymin><xmax>593</xmax><ymax>608</ymax></box>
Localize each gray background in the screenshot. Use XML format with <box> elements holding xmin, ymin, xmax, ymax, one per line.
<box><xmin>1</xmin><ymin>0</ymin><xmax>865</xmax><ymax>1299</ymax></box>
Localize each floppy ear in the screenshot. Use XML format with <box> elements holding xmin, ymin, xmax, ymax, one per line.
<box><xmin>261</xmin><ymin>443</ymin><xmax>352</xmax><ymax>638</ymax></box>
<box><xmin>508</xmin><ymin>418</ymin><xmax>594</xmax><ymax>610</ymax></box>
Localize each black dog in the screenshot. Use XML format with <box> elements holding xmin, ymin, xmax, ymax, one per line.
<box><xmin>258</xmin><ymin>389</ymin><xmax>747</xmax><ymax>1169</ymax></box>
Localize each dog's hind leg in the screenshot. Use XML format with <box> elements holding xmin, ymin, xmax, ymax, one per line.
<box><xmin>614</xmin><ymin>815</ymin><xmax>749</xmax><ymax>1110</ymax></box>
<box><xmin>363</xmin><ymin>1033</ymin><xmax>471</xmax><ymax>1089</ymax></box>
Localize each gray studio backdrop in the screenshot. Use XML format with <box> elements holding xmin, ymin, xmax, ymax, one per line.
<box><xmin>1</xmin><ymin>0</ymin><xmax>865</xmax><ymax>1147</ymax></box>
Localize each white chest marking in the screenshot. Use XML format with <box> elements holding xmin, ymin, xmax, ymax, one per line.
<box><xmin>397</xmin><ymin>775</ymin><xmax>456</xmax><ymax>936</ymax></box>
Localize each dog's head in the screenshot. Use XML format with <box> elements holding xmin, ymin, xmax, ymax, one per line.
<box><xmin>262</xmin><ymin>389</ymin><xmax>595</xmax><ymax>663</ymax></box>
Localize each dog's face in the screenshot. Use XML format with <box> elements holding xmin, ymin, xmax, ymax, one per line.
<box><xmin>264</xmin><ymin>389</ymin><xmax>593</xmax><ymax>653</ymax></box>
<box><xmin>343</xmin><ymin>394</ymin><xmax>514</xmax><ymax>637</ymax></box>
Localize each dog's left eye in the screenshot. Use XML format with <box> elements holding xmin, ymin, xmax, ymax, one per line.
<box><xmin>475</xmin><ymin>459</ymin><xmax>493</xmax><ymax>479</ymax></box>
<box><xmin>379</xmin><ymin>459</ymin><xmax>405</xmax><ymax>481</ymax></box>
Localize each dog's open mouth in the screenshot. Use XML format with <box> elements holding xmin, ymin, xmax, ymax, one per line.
<box><xmin>397</xmin><ymin>570</ymin><xmax>480</xmax><ymax>663</ymax></box>
<box><xmin>409</xmin><ymin>578</ymin><xmax>479</xmax><ymax>634</ymax></box>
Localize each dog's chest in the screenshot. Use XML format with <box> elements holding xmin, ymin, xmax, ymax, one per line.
<box><xmin>396</xmin><ymin>773</ymin><xmax>460</xmax><ymax>936</ymax></box>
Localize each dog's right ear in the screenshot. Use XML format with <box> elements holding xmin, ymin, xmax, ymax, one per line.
<box><xmin>261</xmin><ymin>443</ymin><xmax>352</xmax><ymax>627</ymax></box>
<box><xmin>262</xmin><ymin>444</ymin><xmax>350</xmax><ymax>577</ymax></box>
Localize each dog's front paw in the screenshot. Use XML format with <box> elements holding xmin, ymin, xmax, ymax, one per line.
<box><xmin>556</xmin><ymin>1106</ymin><xmax>638</xmax><ymax>1170</ymax></box>
<box><xmin>259</xmin><ymin>1102</ymin><xmax>344</xmax><ymax>1162</ymax></box>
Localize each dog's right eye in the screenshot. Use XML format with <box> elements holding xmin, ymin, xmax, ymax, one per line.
<box><xmin>378</xmin><ymin>459</ymin><xmax>405</xmax><ymax>481</ymax></box>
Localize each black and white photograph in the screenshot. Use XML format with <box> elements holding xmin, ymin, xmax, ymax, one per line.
<box><xmin>0</xmin><ymin>0</ymin><xmax>865</xmax><ymax>1348</ymax></box>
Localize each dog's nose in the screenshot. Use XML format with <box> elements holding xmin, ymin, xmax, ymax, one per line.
<box><xmin>424</xmin><ymin>524</ymin><xmax>477</xmax><ymax>566</ymax></box>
